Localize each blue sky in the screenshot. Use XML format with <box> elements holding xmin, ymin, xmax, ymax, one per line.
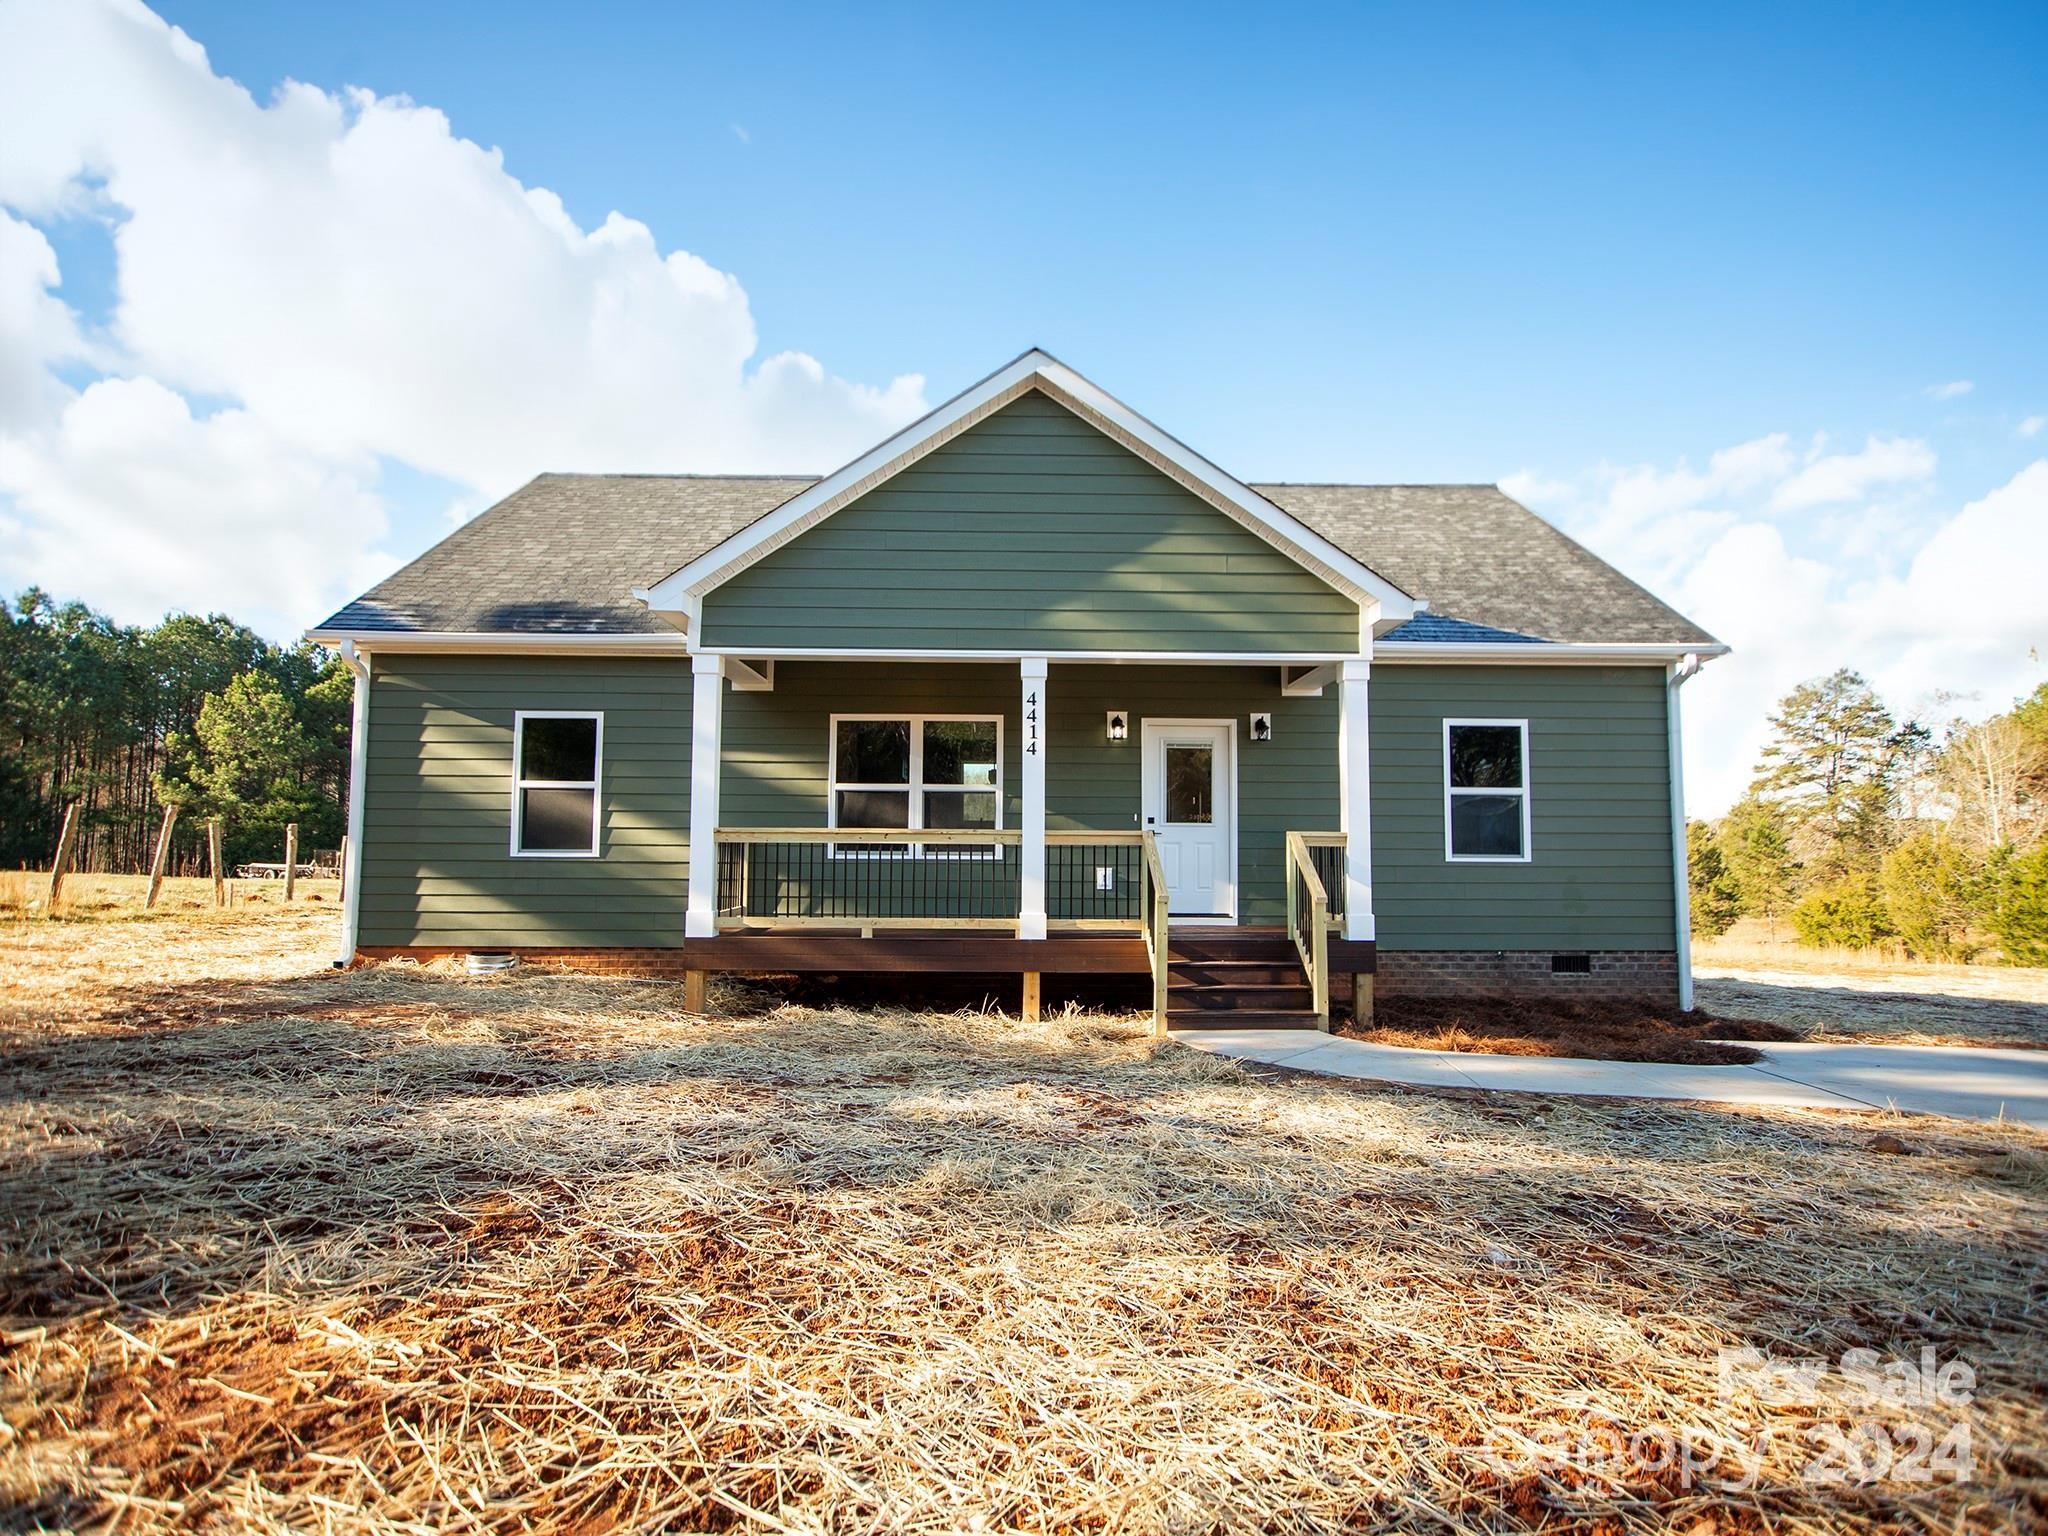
<box><xmin>1</xmin><ymin>0</ymin><xmax>2044</xmax><ymax>810</ymax></box>
<box><xmin>146</xmin><ymin>0</ymin><xmax>2047</xmax><ymax>480</ymax></box>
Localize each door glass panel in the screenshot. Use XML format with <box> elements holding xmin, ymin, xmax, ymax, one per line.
<box><xmin>1164</xmin><ymin>744</ymin><xmax>1214</xmax><ymax>824</ymax></box>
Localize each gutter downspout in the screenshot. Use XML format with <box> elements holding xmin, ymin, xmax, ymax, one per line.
<box><xmin>1666</xmin><ymin>652</ymin><xmax>1702</xmax><ymax>1011</ymax></box>
<box><xmin>336</xmin><ymin>640</ymin><xmax>371</xmax><ymax>968</ymax></box>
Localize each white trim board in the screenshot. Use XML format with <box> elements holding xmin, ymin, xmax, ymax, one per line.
<box><xmin>1378</xmin><ymin>641</ymin><xmax>1729</xmax><ymax>665</ymax></box>
<box><xmin>640</xmin><ymin>349</ymin><xmax>1419</xmax><ymax>632</ymax></box>
<box><xmin>1141</xmin><ymin>717</ymin><xmax>1239</xmax><ymax>922</ymax></box>
<box><xmin>1442</xmin><ymin>718</ymin><xmax>1532</xmax><ymax>864</ymax></box>
<box><xmin>307</xmin><ymin>631</ymin><xmax>689</xmax><ymax>657</ymax></box>
<box><xmin>511</xmin><ymin>710</ymin><xmax>605</xmax><ymax>859</ymax></box>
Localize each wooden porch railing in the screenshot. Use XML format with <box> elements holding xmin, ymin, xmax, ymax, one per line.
<box><xmin>1141</xmin><ymin>830</ymin><xmax>1169</xmax><ymax>1035</ymax></box>
<box><xmin>713</xmin><ymin>827</ymin><xmax>1156</xmax><ymax>935</ymax></box>
<box><xmin>1285</xmin><ymin>831</ymin><xmax>1342</xmax><ymax>1028</ymax></box>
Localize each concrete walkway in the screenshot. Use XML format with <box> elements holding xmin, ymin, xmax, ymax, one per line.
<box><xmin>1171</xmin><ymin>1028</ymin><xmax>2048</xmax><ymax>1127</ymax></box>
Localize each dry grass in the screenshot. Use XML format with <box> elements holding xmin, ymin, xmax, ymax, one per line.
<box><xmin>1696</xmin><ymin>927</ymin><xmax>2048</xmax><ymax>1050</ymax></box>
<box><xmin>1340</xmin><ymin>997</ymin><xmax>1799</xmax><ymax>1066</ymax></box>
<box><xmin>2</xmin><ymin>911</ymin><xmax>2045</xmax><ymax>1532</ymax></box>
<box><xmin>0</xmin><ymin>870</ymin><xmax>343</xmax><ymax>924</ymax></box>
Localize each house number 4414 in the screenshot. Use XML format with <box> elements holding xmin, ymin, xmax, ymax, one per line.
<box><xmin>1025</xmin><ymin>691</ymin><xmax>1039</xmax><ymax>755</ymax></box>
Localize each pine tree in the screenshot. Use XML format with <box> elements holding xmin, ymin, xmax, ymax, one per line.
<box><xmin>1686</xmin><ymin>820</ymin><xmax>1741</xmax><ymax>937</ymax></box>
<box><xmin>1717</xmin><ymin>795</ymin><xmax>1800</xmax><ymax>933</ymax></box>
<box><xmin>1751</xmin><ymin>669</ymin><xmax>1918</xmax><ymax>880</ymax></box>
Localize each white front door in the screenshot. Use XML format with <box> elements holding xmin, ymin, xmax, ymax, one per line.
<box><xmin>1141</xmin><ymin>720</ymin><xmax>1236</xmax><ymax>920</ymax></box>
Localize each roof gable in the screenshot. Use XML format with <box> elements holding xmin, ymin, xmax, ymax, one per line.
<box><xmin>639</xmin><ymin>350</ymin><xmax>1418</xmax><ymax>638</ymax></box>
<box><xmin>697</xmin><ymin>393</ymin><xmax>1364</xmax><ymax>655</ymax></box>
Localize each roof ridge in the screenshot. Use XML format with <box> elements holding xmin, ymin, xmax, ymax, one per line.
<box><xmin>1251</xmin><ymin>481</ymin><xmax>1503</xmax><ymax>490</ymax></box>
<box><xmin>536</xmin><ymin>471</ymin><xmax>823</xmax><ymax>481</ymax></box>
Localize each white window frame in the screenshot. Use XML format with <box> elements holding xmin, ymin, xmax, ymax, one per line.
<box><xmin>511</xmin><ymin>710</ymin><xmax>604</xmax><ymax>858</ymax></box>
<box><xmin>828</xmin><ymin>713</ymin><xmax>1004</xmax><ymax>859</ymax></box>
<box><xmin>1442</xmin><ymin>717</ymin><xmax>1532</xmax><ymax>864</ymax></box>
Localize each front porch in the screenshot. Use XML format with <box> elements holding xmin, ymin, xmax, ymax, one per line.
<box><xmin>675</xmin><ymin>654</ymin><xmax>1379</xmax><ymax>1032</ymax></box>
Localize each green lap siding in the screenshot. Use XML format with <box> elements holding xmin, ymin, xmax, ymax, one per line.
<box><xmin>722</xmin><ymin>662</ymin><xmax>1336</xmax><ymax>925</ymax></box>
<box><xmin>701</xmin><ymin>392</ymin><xmax>1359</xmax><ymax>653</ymax></box>
<box><xmin>1368</xmin><ymin>665</ymin><xmax>1677</xmax><ymax>951</ymax></box>
<box><xmin>355</xmin><ymin>656</ymin><xmax>1675</xmax><ymax>951</ymax></box>
<box><xmin>358</xmin><ymin>655</ymin><xmax>692</xmax><ymax>947</ymax></box>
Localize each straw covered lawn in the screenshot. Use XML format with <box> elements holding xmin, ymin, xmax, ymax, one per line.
<box><xmin>2</xmin><ymin>900</ymin><xmax>2045</xmax><ymax>1532</ymax></box>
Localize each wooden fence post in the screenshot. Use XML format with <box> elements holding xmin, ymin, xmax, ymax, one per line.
<box><xmin>208</xmin><ymin>817</ymin><xmax>225</xmax><ymax>908</ymax></box>
<box><xmin>45</xmin><ymin>802</ymin><xmax>80</xmax><ymax>912</ymax></box>
<box><xmin>145</xmin><ymin>804</ymin><xmax>180</xmax><ymax>909</ymax></box>
<box><xmin>283</xmin><ymin>823</ymin><xmax>299</xmax><ymax>902</ymax></box>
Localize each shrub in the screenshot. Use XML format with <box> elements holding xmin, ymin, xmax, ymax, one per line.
<box><xmin>1792</xmin><ymin>876</ymin><xmax>1893</xmax><ymax>950</ymax></box>
<box><xmin>1879</xmin><ymin>832</ymin><xmax>1980</xmax><ymax>961</ymax></box>
<box><xmin>1990</xmin><ymin>843</ymin><xmax>2048</xmax><ymax>967</ymax></box>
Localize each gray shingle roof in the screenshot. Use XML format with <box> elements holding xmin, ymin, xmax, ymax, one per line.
<box><xmin>315</xmin><ymin>473</ymin><xmax>1716</xmax><ymax>647</ymax></box>
<box><xmin>1254</xmin><ymin>484</ymin><xmax>1716</xmax><ymax>647</ymax></box>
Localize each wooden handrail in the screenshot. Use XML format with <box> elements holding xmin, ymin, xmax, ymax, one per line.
<box><xmin>1284</xmin><ymin>831</ymin><xmax>1331</xmax><ymax>1030</ymax></box>
<box><xmin>716</xmin><ymin>826</ymin><xmax>1020</xmax><ymax>845</ymax></box>
<box><xmin>1141</xmin><ymin>830</ymin><xmax>1170</xmax><ymax>1034</ymax></box>
<box><xmin>717</xmin><ymin>827</ymin><xmax>1143</xmax><ymax>845</ymax></box>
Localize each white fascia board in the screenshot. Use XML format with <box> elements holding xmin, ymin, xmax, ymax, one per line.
<box><xmin>1374</xmin><ymin>641</ymin><xmax>1730</xmax><ymax>665</ymax></box>
<box><xmin>689</xmin><ymin>645</ymin><xmax>1366</xmax><ymax>665</ymax></box>
<box><xmin>640</xmin><ymin>348</ymin><xmax>1418</xmax><ymax>626</ymax></box>
<box><xmin>305</xmin><ymin>630</ymin><xmax>690</xmax><ymax>657</ymax></box>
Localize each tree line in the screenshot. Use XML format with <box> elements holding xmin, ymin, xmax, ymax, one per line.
<box><xmin>1689</xmin><ymin>668</ymin><xmax>2048</xmax><ymax>964</ymax></box>
<box><xmin>0</xmin><ymin>589</ymin><xmax>352</xmax><ymax>875</ymax></box>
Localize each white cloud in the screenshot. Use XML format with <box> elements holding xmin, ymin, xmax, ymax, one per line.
<box><xmin>1770</xmin><ymin>435</ymin><xmax>1936</xmax><ymax>510</ymax></box>
<box><xmin>1924</xmin><ymin>379</ymin><xmax>1974</xmax><ymax>400</ymax></box>
<box><xmin>2020</xmin><ymin>415</ymin><xmax>2045</xmax><ymax>439</ymax></box>
<box><xmin>0</xmin><ymin>0</ymin><xmax>927</xmax><ymax>633</ymax></box>
<box><xmin>0</xmin><ymin>377</ymin><xmax>391</xmax><ymax>637</ymax></box>
<box><xmin>1526</xmin><ymin>430</ymin><xmax>2046</xmax><ymax>816</ymax></box>
<box><xmin>0</xmin><ymin>210</ymin><xmax>93</xmax><ymax>432</ymax></box>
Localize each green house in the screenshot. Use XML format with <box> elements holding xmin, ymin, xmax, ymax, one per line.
<box><xmin>310</xmin><ymin>350</ymin><xmax>1722</xmax><ymax>1028</ymax></box>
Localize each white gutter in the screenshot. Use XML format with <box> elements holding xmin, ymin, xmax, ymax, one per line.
<box><xmin>336</xmin><ymin>640</ymin><xmax>371</xmax><ymax>968</ymax></box>
<box><xmin>1376</xmin><ymin>641</ymin><xmax>1731</xmax><ymax>665</ymax></box>
<box><xmin>1666</xmin><ymin>652</ymin><xmax>1703</xmax><ymax>1011</ymax></box>
<box><xmin>304</xmin><ymin>630</ymin><xmax>689</xmax><ymax>656</ymax></box>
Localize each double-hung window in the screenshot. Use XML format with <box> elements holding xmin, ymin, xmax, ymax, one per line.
<box><xmin>830</xmin><ymin>715</ymin><xmax>1001</xmax><ymax>855</ymax></box>
<box><xmin>513</xmin><ymin>711</ymin><xmax>602</xmax><ymax>856</ymax></box>
<box><xmin>1443</xmin><ymin>719</ymin><xmax>1530</xmax><ymax>862</ymax></box>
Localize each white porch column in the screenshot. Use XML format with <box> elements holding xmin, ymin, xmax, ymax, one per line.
<box><xmin>1338</xmin><ymin>656</ymin><xmax>1376</xmax><ymax>941</ymax></box>
<box><xmin>336</xmin><ymin>641</ymin><xmax>371</xmax><ymax>966</ymax></box>
<box><xmin>685</xmin><ymin>651</ymin><xmax>724</xmax><ymax>940</ymax></box>
<box><xmin>1019</xmin><ymin>657</ymin><xmax>1048</xmax><ymax>940</ymax></box>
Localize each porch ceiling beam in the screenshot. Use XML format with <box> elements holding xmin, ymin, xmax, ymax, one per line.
<box><xmin>1281</xmin><ymin>663</ymin><xmax>1338</xmax><ymax>697</ymax></box>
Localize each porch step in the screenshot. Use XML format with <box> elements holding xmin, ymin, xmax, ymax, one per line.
<box><xmin>1168</xmin><ymin>959</ymin><xmax>1306</xmax><ymax>988</ymax></box>
<box><xmin>1166</xmin><ymin>1008</ymin><xmax>1325</xmax><ymax>1031</ymax></box>
<box><xmin>1163</xmin><ymin>928</ymin><xmax>1320</xmax><ymax>1028</ymax></box>
<box><xmin>1168</xmin><ymin>983</ymin><xmax>1314</xmax><ymax>1012</ymax></box>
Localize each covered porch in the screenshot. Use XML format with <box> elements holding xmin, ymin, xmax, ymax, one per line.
<box><xmin>676</xmin><ymin>653</ymin><xmax>1378</xmax><ymax>1031</ymax></box>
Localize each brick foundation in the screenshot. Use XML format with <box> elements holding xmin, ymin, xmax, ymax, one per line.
<box><xmin>358</xmin><ymin>945</ymin><xmax>693</xmax><ymax>978</ymax></box>
<box><xmin>1373</xmin><ymin>949</ymin><xmax>1679</xmax><ymax>1008</ymax></box>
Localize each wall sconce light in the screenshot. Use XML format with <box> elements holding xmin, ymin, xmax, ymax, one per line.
<box><xmin>1249</xmin><ymin>712</ymin><xmax>1272</xmax><ymax>742</ymax></box>
<box><xmin>1105</xmin><ymin>710</ymin><xmax>1129</xmax><ymax>742</ymax></box>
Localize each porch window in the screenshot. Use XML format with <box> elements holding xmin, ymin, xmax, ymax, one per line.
<box><xmin>513</xmin><ymin>711</ymin><xmax>602</xmax><ymax>856</ymax></box>
<box><xmin>1443</xmin><ymin>719</ymin><xmax>1530</xmax><ymax>862</ymax></box>
<box><xmin>831</xmin><ymin>715</ymin><xmax>1001</xmax><ymax>854</ymax></box>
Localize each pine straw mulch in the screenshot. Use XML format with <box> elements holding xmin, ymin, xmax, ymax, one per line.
<box><xmin>1340</xmin><ymin>997</ymin><xmax>1802</xmax><ymax>1066</ymax></box>
<box><xmin>1</xmin><ymin>916</ymin><xmax>2045</xmax><ymax>1533</ymax></box>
